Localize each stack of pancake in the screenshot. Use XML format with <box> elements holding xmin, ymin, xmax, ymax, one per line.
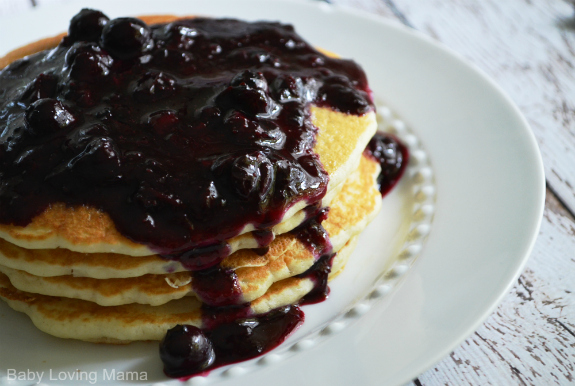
<box><xmin>0</xmin><ymin>106</ymin><xmax>381</xmax><ymax>344</ymax></box>
<box><xmin>0</xmin><ymin>14</ymin><xmax>383</xmax><ymax>344</ymax></box>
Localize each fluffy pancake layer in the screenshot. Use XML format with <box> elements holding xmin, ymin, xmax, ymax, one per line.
<box><xmin>0</xmin><ymin>155</ymin><xmax>380</xmax><ymax>307</ymax></box>
<box><xmin>0</xmin><ymin>237</ymin><xmax>357</xmax><ymax>344</ymax></box>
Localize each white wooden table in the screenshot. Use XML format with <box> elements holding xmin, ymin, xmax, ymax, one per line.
<box><xmin>1</xmin><ymin>0</ymin><xmax>573</xmax><ymax>384</ymax></box>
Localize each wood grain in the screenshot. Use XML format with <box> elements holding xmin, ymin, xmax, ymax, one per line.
<box><xmin>331</xmin><ymin>0</ymin><xmax>397</xmax><ymax>18</ymax></box>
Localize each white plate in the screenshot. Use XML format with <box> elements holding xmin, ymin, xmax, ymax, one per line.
<box><xmin>0</xmin><ymin>1</ymin><xmax>545</xmax><ymax>385</ymax></box>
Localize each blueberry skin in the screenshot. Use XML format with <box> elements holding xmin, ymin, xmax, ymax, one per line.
<box><xmin>100</xmin><ymin>17</ymin><xmax>152</xmax><ymax>60</ymax></box>
<box><xmin>68</xmin><ymin>9</ymin><xmax>110</xmax><ymax>43</ymax></box>
<box><xmin>159</xmin><ymin>325</ymin><xmax>216</xmax><ymax>377</ymax></box>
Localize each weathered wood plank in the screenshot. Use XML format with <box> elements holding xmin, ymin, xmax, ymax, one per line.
<box><xmin>388</xmin><ymin>0</ymin><xmax>575</xmax><ymax>216</ymax></box>
<box><xmin>547</xmin><ymin>186</ymin><xmax>575</xmax><ymax>221</ymax></box>
<box><xmin>412</xmin><ymin>189</ymin><xmax>575</xmax><ymax>385</ymax></box>
<box><xmin>329</xmin><ymin>0</ymin><xmax>397</xmax><ymax>18</ymax></box>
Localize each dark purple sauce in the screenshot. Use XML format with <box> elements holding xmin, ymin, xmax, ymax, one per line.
<box><xmin>252</xmin><ymin>229</ymin><xmax>274</xmax><ymax>248</ymax></box>
<box><xmin>161</xmin><ymin>305</ymin><xmax>304</xmax><ymax>378</ymax></box>
<box><xmin>0</xmin><ymin>11</ymin><xmax>373</xmax><ymax>267</ymax></box>
<box><xmin>201</xmin><ymin>303</ymin><xmax>253</xmax><ymax>331</ymax></box>
<box><xmin>290</xmin><ymin>208</ymin><xmax>333</xmax><ymax>303</ymax></box>
<box><xmin>251</xmin><ymin>229</ymin><xmax>274</xmax><ymax>256</ymax></box>
<box><xmin>162</xmin><ymin>243</ymin><xmax>336</xmax><ymax>379</ymax></box>
<box><xmin>298</xmin><ymin>252</ymin><xmax>336</xmax><ymax>305</ymax></box>
<box><xmin>364</xmin><ymin>131</ymin><xmax>409</xmax><ymax>196</ymax></box>
<box><xmin>168</xmin><ymin>242</ymin><xmax>231</xmax><ymax>271</ymax></box>
<box><xmin>192</xmin><ymin>265</ymin><xmax>242</xmax><ymax>307</ymax></box>
<box><xmin>291</xmin><ymin>207</ymin><xmax>332</xmax><ymax>258</ymax></box>
<box><xmin>206</xmin><ymin>305</ymin><xmax>304</xmax><ymax>365</ymax></box>
<box><xmin>159</xmin><ymin>138</ymin><xmax>411</xmax><ymax>378</ymax></box>
<box><xmin>160</xmin><ymin>214</ymin><xmax>335</xmax><ymax>378</ymax></box>
<box><xmin>190</xmin><ymin>209</ymin><xmax>333</xmax><ymax>308</ymax></box>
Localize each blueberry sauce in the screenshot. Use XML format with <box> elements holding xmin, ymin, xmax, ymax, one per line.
<box><xmin>365</xmin><ymin>132</ymin><xmax>410</xmax><ymax>196</ymax></box>
<box><xmin>161</xmin><ymin>134</ymin><xmax>410</xmax><ymax>377</ymax></box>
<box><xmin>251</xmin><ymin>229</ymin><xmax>274</xmax><ymax>256</ymax></box>
<box><xmin>158</xmin><ymin>140</ymin><xmax>411</xmax><ymax>378</ymax></box>
<box><xmin>170</xmin><ymin>242</ymin><xmax>231</xmax><ymax>271</ymax></box>
<box><xmin>192</xmin><ymin>265</ymin><xmax>242</xmax><ymax>307</ymax></box>
<box><xmin>252</xmin><ymin>229</ymin><xmax>274</xmax><ymax>248</ymax></box>
<box><xmin>298</xmin><ymin>252</ymin><xmax>336</xmax><ymax>305</ymax></box>
<box><xmin>291</xmin><ymin>208</ymin><xmax>332</xmax><ymax>258</ymax></box>
<box><xmin>161</xmin><ymin>305</ymin><xmax>304</xmax><ymax>379</ymax></box>
<box><xmin>160</xmin><ymin>212</ymin><xmax>335</xmax><ymax>378</ymax></box>
<box><xmin>291</xmin><ymin>209</ymin><xmax>335</xmax><ymax>305</ymax></box>
<box><xmin>161</xmin><ymin>239</ymin><xmax>339</xmax><ymax>378</ymax></box>
<box><xmin>207</xmin><ymin>305</ymin><xmax>304</xmax><ymax>365</ymax></box>
<box><xmin>0</xmin><ymin>10</ymin><xmax>373</xmax><ymax>268</ymax></box>
<box><xmin>201</xmin><ymin>303</ymin><xmax>253</xmax><ymax>331</ymax></box>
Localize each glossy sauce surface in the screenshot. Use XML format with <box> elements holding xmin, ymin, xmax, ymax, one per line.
<box><xmin>192</xmin><ymin>265</ymin><xmax>242</xmax><ymax>307</ymax></box>
<box><xmin>162</xmin><ymin>211</ymin><xmax>337</xmax><ymax>377</ymax></box>
<box><xmin>0</xmin><ymin>13</ymin><xmax>373</xmax><ymax>269</ymax></box>
<box><xmin>161</xmin><ymin>305</ymin><xmax>304</xmax><ymax>378</ymax></box>
<box><xmin>365</xmin><ymin>132</ymin><xmax>409</xmax><ymax>195</ymax></box>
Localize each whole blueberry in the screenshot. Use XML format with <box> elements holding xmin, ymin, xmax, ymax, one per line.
<box><xmin>159</xmin><ymin>325</ymin><xmax>215</xmax><ymax>377</ymax></box>
<box><xmin>68</xmin><ymin>9</ymin><xmax>109</xmax><ymax>43</ymax></box>
<box><xmin>21</xmin><ymin>74</ymin><xmax>59</xmax><ymax>102</ymax></box>
<box><xmin>26</xmin><ymin>98</ymin><xmax>78</xmax><ymax>134</ymax></box>
<box><xmin>132</xmin><ymin>72</ymin><xmax>177</xmax><ymax>103</ymax></box>
<box><xmin>231</xmin><ymin>153</ymin><xmax>262</xmax><ymax>198</ymax></box>
<box><xmin>69</xmin><ymin>50</ymin><xmax>113</xmax><ymax>82</ymax></box>
<box><xmin>100</xmin><ymin>17</ymin><xmax>152</xmax><ymax>60</ymax></box>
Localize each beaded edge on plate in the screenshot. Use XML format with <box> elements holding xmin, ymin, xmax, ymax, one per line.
<box><xmin>177</xmin><ymin>102</ymin><xmax>436</xmax><ymax>385</ymax></box>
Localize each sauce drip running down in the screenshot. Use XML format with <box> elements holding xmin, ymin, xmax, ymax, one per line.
<box><xmin>0</xmin><ymin>10</ymin><xmax>373</xmax><ymax>269</ymax></box>
<box><xmin>365</xmin><ymin>132</ymin><xmax>409</xmax><ymax>195</ymax></box>
<box><xmin>164</xmin><ymin>132</ymin><xmax>410</xmax><ymax>378</ymax></box>
<box><xmin>161</xmin><ymin>211</ymin><xmax>335</xmax><ymax>377</ymax></box>
<box><xmin>190</xmin><ymin>209</ymin><xmax>333</xmax><ymax>308</ymax></box>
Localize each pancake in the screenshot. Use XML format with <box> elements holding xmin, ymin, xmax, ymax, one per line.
<box><xmin>0</xmin><ymin>155</ymin><xmax>381</xmax><ymax>306</ymax></box>
<box><xmin>0</xmin><ymin>237</ymin><xmax>357</xmax><ymax>344</ymax></box>
<box><xmin>0</xmin><ymin>13</ymin><xmax>377</xmax><ymax>257</ymax></box>
<box><xmin>0</xmin><ymin>230</ymin><xmax>284</xmax><ymax>279</ymax></box>
<box><xmin>0</xmin><ymin>153</ymin><xmax>379</xmax><ymax>279</ymax></box>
